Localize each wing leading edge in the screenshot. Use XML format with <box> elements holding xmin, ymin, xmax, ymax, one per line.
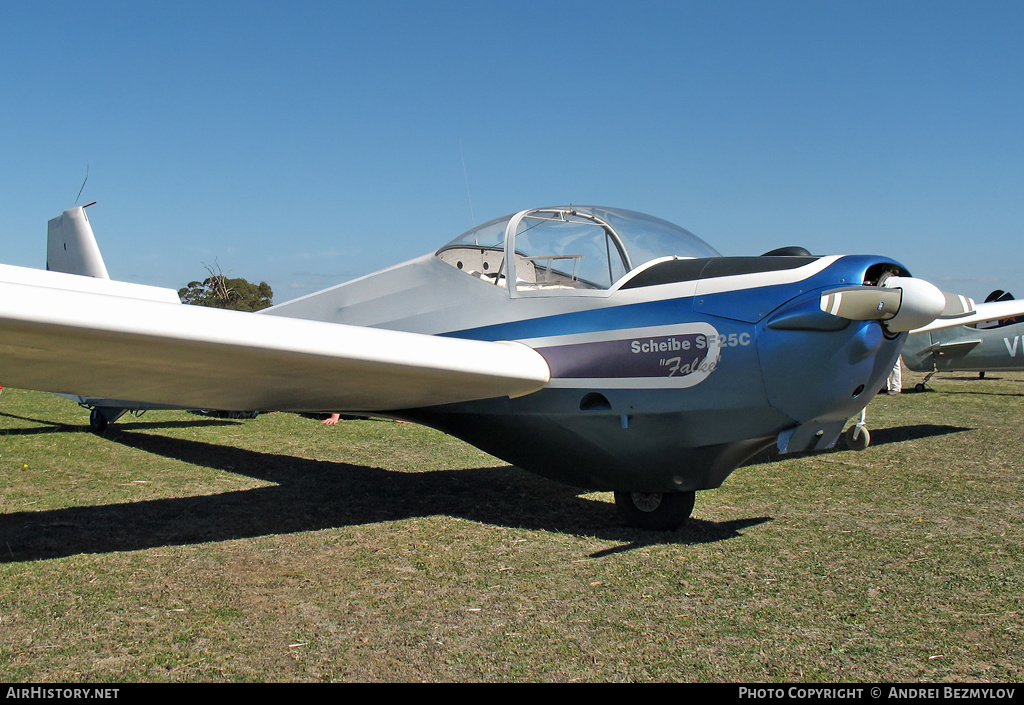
<box><xmin>0</xmin><ymin>266</ymin><xmax>550</xmax><ymax>412</ymax></box>
<box><xmin>911</xmin><ymin>298</ymin><xmax>1024</xmax><ymax>334</ymax></box>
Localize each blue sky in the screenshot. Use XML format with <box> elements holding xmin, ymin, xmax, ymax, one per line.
<box><xmin>2</xmin><ymin>1</ymin><xmax>1022</xmax><ymax>303</ymax></box>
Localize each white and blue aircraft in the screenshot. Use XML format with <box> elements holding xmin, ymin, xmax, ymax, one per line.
<box><xmin>0</xmin><ymin>204</ymin><xmax>980</xmax><ymax>529</ymax></box>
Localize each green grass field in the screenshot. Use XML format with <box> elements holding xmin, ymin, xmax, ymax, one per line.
<box><xmin>0</xmin><ymin>373</ymin><xmax>1021</xmax><ymax>682</ymax></box>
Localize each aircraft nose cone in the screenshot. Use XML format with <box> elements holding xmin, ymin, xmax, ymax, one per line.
<box><xmin>882</xmin><ymin>277</ymin><xmax>947</xmax><ymax>333</ymax></box>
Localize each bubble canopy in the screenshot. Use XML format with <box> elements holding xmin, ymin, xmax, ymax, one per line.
<box><xmin>436</xmin><ymin>206</ymin><xmax>721</xmax><ymax>293</ymax></box>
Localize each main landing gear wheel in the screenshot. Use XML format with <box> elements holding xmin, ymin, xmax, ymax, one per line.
<box><xmin>614</xmin><ymin>490</ymin><xmax>696</xmax><ymax>531</ymax></box>
<box><xmin>89</xmin><ymin>409</ymin><xmax>108</xmax><ymax>434</ymax></box>
<box><xmin>844</xmin><ymin>424</ymin><xmax>871</xmax><ymax>451</ymax></box>
<box><xmin>916</xmin><ymin>370</ymin><xmax>938</xmax><ymax>392</ymax></box>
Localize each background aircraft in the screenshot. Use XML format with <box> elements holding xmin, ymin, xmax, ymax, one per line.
<box><xmin>903</xmin><ymin>290</ymin><xmax>1024</xmax><ymax>391</ymax></box>
<box><xmin>0</xmin><ymin>204</ymin><xmax>975</xmax><ymax>529</ymax></box>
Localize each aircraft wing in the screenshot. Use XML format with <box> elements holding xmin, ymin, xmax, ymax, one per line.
<box><xmin>921</xmin><ymin>339</ymin><xmax>983</xmax><ymax>357</ymax></box>
<box><xmin>911</xmin><ymin>298</ymin><xmax>1024</xmax><ymax>335</ymax></box>
<box><xmin>0</xmin><ymin>265</ymin><xmax>550</xmax><ymax>412</ymax></box>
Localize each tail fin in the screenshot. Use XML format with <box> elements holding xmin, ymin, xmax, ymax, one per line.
<box><xmin>46</xmin><ymin>205</ymin><xmax>110</xmax><ymax>279</ymax></box>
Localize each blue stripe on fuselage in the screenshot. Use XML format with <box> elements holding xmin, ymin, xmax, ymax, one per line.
<box><xmin>440</xmin><ymin>255</ymin><xmax>903</xmax><ymax>342</ymax></box>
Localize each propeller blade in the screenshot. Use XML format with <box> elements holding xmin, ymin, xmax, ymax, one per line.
<box><xmin>939</xmin><ymin>291</ymin><xmax>975</xmax><ymax>319</ymax></box>
<box><xmin>984</xmin><ymin>289</ymin><xmax>1013</xmax><ymax>303</ymax></box>
<box><xmin>819</xmin><ymin>277</ymin><xmax>946</xmax><ymax>333</ymax></box>
<box><xmin>819</xmin><ymin>287</ymin><xmax>902</xmax><ymax>321</ymax></box>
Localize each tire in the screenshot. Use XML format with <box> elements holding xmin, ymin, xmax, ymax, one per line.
<box><xmin>89</xmin><ymin>409</ymin><xmax>108</xmax><ymax>434</ymax></box>
<box><xmin>614</xmin><ymin>490</ymin><xmax>696</xmax><ymax>531</ymax></box>
<box><xmin>844</xmin><ymin>425</ymin><xmax>870</xmax><ymax>451</ymax></box>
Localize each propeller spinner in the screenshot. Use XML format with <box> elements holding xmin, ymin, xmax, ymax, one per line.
<box><xmin>820</xmin><ymin>277</ymin><xmax>973</xmax><ymax>333</ymax></box>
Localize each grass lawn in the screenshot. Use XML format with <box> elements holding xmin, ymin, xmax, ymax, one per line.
<box><xmin>0</xmin><ymin>373</ymin><xmax>1021</xmax><ymax>682</ymax></box>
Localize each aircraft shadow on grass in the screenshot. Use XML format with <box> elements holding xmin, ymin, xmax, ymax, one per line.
<box><xmin>0</xmin><ymin>411</ymin><xmax>239</xmax><ymax>435</ymax></box>
<box><xmin>909</xmin><ymin>380</ymin><xmax>1024</xmax><ymax>398</ymax></box>
<box><xmin>740</xmin><ymin>423</ymin><xmax>972</xmax><ymax>466</ymax></box>
<box><xmin>856</xmin><ymin>423</ymin><xmax>972</xmax><ymax>446</ymax></box>
<box><xmin>0</xmin><ymin>420</ymin><xmax>771</xmax><ymax>563</ymax></box>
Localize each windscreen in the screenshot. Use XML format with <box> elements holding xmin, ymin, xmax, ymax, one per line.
<box><xmin>437</xmin><ymin>206</ymin><xmax>720</xmax><ymax>291</ymax></box>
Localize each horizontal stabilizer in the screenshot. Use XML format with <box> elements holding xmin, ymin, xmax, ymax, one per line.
<box><xmin>0</xmin><ymin>267</ymin><xmax>550</xmax><ymax>412</ymax></box>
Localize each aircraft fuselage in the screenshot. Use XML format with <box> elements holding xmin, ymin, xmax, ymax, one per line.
<box><xmin>268</xmin><ymin>251</ymin><xmax>906</xmax><ymax>492</ymax></box>
<box><xmin>904</xmin><ymin>320</ymin><xmax>1024</xmax><ymax>374</ymax></box>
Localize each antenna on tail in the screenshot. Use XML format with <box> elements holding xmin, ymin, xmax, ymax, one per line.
<box><xmin>73</xmin><ymin>164</ymin><xmax>90</xmax><ymax>207</ymax></box>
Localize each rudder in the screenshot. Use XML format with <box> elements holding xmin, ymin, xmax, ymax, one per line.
<box><xmin>46</xmin><ymin>205</ymin><xmax>110</xmax><ymax>279</ymax></box>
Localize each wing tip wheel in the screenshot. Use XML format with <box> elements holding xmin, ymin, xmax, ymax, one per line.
<box><xmin>614</xmin><ymin>490</ymin><xmax>696</xmax><ymax>531</ymax></box>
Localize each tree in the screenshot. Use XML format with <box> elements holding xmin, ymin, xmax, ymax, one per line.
<box><xmin>178</xmin><ymin>262</ymin><xmax>273</xmax><ymax>312</ymax></box>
